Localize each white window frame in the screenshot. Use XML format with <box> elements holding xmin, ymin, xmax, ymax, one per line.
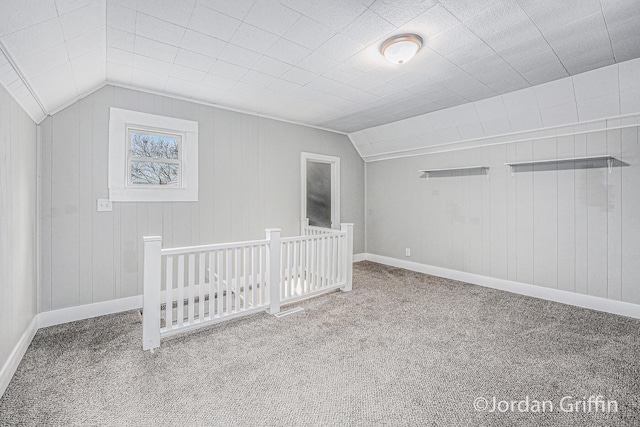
<box><xmin>108</xmin><ymin>108</ymin><xmax>198</xmax><ymax>202</ymax></box>
<box><xmin>301</xmin><ymin>152</ymin><xmax>340</xmax><ymax>229</ymax></box>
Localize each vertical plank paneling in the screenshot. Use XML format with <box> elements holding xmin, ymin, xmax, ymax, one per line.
<box><xmin>585</xmin><ymin>131</ymin><xmax>609</xmax><ymax>298</ymax></box>
<box><xmin>171</xmin><ymin>99</ymin><xmax>193</xmax><ymax>248</ymax></box>
<box><xmin>213</xmin><ymin>109</ymin><xmax>232</xmax><ymax>243</ymax></box>
<box><xmin>112</xmin><ymin>201</ymin><xmax>121</xmax><ymax>298</ymax></box>
<box><xmin>51</xmin><ymin>103</ymin><xmax>80</xmax><ymax>309</ymax></box>
<box><xmin>490</xmin><ymin>144</ymin><xmax>508</xmax><ymax>279</ymax></box>
<box><xmin>92</xmin><ymin>86</ymin><xmax>115</xmax><ymax>303</ymax></box>
<box><xmin>40</xmin><ymin>117</ymin><xmax>53</xmax><ymax>311</ymax></box>
<box><xmin>450</xmin><ymin>170</ymin><xmax>464</xmax><ymax>272</ymax></box>
<box><xmin>464</xmin><ymin>149</ymin><xmax>483</xmax><ymax>275</ymax></box>
<box><xmin>241</xmin><ymin>115</ymin><xmax>259</xmax><ymax>240</ymax></box>
<box><xmin>556</xmin><ymin>135</ymin><xmax>576</xmax><ymax>292</ymax></box>
<box><xmin>606</xmin><ymin>129</ymin><xmax>622</xmax><ymax>300</ymax></box>
<box><xmin>515</xmin><ymin>140</ymin><xmax>534</xmax><ymax>284</ymax></box>
<box><xmin>120</xmin><ymin>203</ymin><xmax>138</xmax><ymax>297</ymax></box>
<box><xmin>78</xmin><ymin>96</ymin><xmax>93</xmax><ymax>304</ymax></box>
<box><xmin>230</xmin><ymin>112</ymin><xmax>243</xmax><ymax>240</ymax></box>
<box><xmin>112</xmin><ymin>87</ymin><xmax>139</xmax><ymax>300</ymax></box>
<box><xmin>621</xmin><ymin>126</ymin><xmax>640</xmax><ymax>304</ymax></box>
<box><xmin>0</xmin><ymin>85</ymin><xmax>38</xmax><ymax>368</ymax></box>
<box><xmin>197</xmin><ymin>105</ymin><xmax>214</xmax><ymax>244</ymax></box>
<box><xmin>39</xmin><ymin>85</ymin><xmax>364</xmax><ymax>314</ymax></box>
<box><xmin>506</xmin><ymin>142</ymin><xmax>518</xmax><ymax>281</ymax></box>
<box><xmin>574</xmin><ymin>133</ymin><xmax>589</xmax><ymax>295</ymax></box>
<box><xmin>480</xmin><ymin>146</ymin><xmax>492</xmax><ymax>276</ymax></box>
<box><xmin>533</xmin><ymin>137</ymin><xmax>558</xmax><ymax>288</ymax></box>
<box><xmin>136</xmin><ymin>203</ymin><xmax>148</xmax><ymax>295</ymax></box>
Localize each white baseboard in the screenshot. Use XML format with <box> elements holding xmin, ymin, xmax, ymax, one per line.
<box><xmin>38</xmin><ymin>295</ymin><xmax>143</xmax><ymax>328</ymax></box>
<box><xmin>0</xmin><ymin>316</ymin><xmax>38</xmax><ymax>398</ymax></box>
<box><xmin>363</xmin><ymin>253</ymin><xmax>640</xmax><ymax>319</ymax></box>
<box><xmin>353</xmin><ymin>253</ymin><xmax>367</xmax><ymax>262</ymax></box>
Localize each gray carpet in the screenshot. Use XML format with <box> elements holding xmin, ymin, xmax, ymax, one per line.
<box><xmin>1</xmin><ymin>261</ymin><xmax>639</xmax><ymax>426</ymax></box>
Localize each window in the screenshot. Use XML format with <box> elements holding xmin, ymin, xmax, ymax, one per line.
<box><xmin>128</xmin><ymin>128</ymin><xmax>181</xmax><ymax>187</ymax></box>
<box><xmin>109</xmin><ymin>108</ymin><xmax>198</xmax><ymax>202</ymax></box>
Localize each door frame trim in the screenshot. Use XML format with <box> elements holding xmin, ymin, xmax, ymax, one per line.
<box><xmin>301</xmin><ymin>152</ymin><xmax>340</xmax><ymax>229</ymax></box>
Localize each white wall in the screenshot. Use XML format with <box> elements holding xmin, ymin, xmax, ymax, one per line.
<box><xmin>364</xmin><ymin>58</ymin><xmax>640</xmax><ymax>307</ymax></box>
<box><xmin>0</xmin><ymin>85</ymin><xmax>38</xmax><ymax>372</ymax></box>
<box><xmin>366</xmin><ymin>115</ymin><xmax>640</xmax><ymax>305</ymax></box>
<box><xmin>39</xmin><ymin>85</ymin><xmax>364</xmax><ymax>312</ymax></box>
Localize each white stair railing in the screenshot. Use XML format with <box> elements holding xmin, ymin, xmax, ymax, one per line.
<box><xmin>143</xmin><ymin>222</ymin><xmax>353</xmax><ymax>351</ymax></box>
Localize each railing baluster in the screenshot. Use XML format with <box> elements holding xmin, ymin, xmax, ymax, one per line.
<box><xmin>260</xmin><ymin>244</ymin><xmax>266</xmax><ymax>305</ymax></box>
<box><xmin>208</xmin><ymin>251</ymin><xmax>214</xmax><ymax>319</ymax></box>
<box><xmin>320</xmin><ymin>236</ymin><xmax>325</xmax><ymax>289</ymax></box>
<box><xmin>226</xmin><ymin>248</ymin><xmax>232</xmax><ymax>315</ymax></box>
<box><xmin>198</xmin><ymin>252</ymin><xmax>205</xmax><ymax>321</ymax></box>
<box><xmin>313</xmin><ymin>238</ymin><xmax>318</xmax><ymax>290</ymax></box>
<box><xmin>217</xmin><ymin>250</ymin><xmax>223</xmax><ymax>317</ymax></box>
<box><xmin>243</xmin><ymin>246</ymin><xmax>249</xmax><ymax>310</ymax></box>
<box><xmin>165</xmin><ymin>256</ymin><xmax>173</xmax><ymax>330</ymax></box>
<box><xmin>332</xmin><ymin>235</ymin><xmax>337</xmax><ymax>285</ymax></box>
<box><xmin>251</xmin><ymin>245</ymin><xmax>257</xmax><ymax>307</ymax></box>
<box><xmin>177</xmin><ymin>255</ymin><xmax>184</xmax><ymax>328</ymax></box>
<box><xmin>235</xmin><ymin>248</ymin><xmax>241</xmax><ymax>312</ymax></box>
<box><xmin>293</xmin><ymin>240</ymin><xmax>299</xmax><ymax>296</ymax></box>
<box><xmin>188</xmin><ymin>254</ymin><xmax>195</xmax><ymax>324</ymax></box>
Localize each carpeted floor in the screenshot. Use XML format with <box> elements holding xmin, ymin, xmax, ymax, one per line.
<box><xmin>1</xmin><ymin>261</ymin><xmax>639</xmax><ymax>426</ymax></box>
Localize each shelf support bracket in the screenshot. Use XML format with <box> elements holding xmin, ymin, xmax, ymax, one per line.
<box><xmin>608</xmin><ymin>158</ymin><xmax>613</xmax><ymax>173</ymax></box>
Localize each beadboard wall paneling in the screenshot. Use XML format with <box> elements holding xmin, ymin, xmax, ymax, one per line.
<box><xmin>366</xmin><ymin>118</ymin><xmax>640</xmax><ymax>305</ymax></box>
<box><xmin>39</xmin><ymin>85</ymin><xmax>364</xmax><ymax>312</ymax></box>
<box><xmin>0</xmin><ymin>84</ymin><xmax>37</xmax><ymax>372</ymax></box>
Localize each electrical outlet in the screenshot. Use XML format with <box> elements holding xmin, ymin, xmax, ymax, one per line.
<box><xmin>97</xmin><ymin>199</ymin><xmax>113</xmax><ymax>212</ymax></box>
<box><xmin>405</xmin><ymin>248</ymin><xmax>411</xmax><ymax>257</ymax></box>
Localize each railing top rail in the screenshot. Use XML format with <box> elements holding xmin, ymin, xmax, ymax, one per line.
<box><xmin>161</xmin><ymin>238</ymin><xmax>269</xmax><ymax>256</ymax></box>
<box><xmin>283</xmin><ymin>231</ymin><xmax>345</xmax><ymax>243</ymax></box>
<box><xmin>303</xmin><ymin>225</ymin><xmax>337</xmax><ymax>232</ymax></box>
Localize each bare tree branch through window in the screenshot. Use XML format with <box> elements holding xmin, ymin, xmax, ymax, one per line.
<box><xmin>128</xmin><ymin>130</ymin><xmax>181</xmax><ymax>186</ymax></box>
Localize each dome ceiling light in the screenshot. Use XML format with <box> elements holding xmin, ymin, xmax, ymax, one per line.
<box><xmin>380</xmin><ymin>34</ymin><xmax>423</xmax><ymax>65</ymax></box>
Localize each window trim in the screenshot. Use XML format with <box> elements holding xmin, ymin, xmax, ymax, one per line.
<box><xmin>108</xmin><ymin>108</ymin><xmax>198</xmax><ymax>202</ymax></box>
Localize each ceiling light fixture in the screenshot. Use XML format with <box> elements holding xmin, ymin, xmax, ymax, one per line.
<box><xmin>380</xmin><ymin>34</ymin><xmax>423</xmax><ymax>65</ymax></box>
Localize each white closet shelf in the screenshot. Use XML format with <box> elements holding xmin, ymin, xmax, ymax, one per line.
<box><xmin>505</xmin><ymin>155</ymin><xmax>616</xmax><ymax>173</ymax></box>
<box><xmin>419</xmin><ymin>166</ymin><xmax>489</xmax><ymax>179</ymax></box>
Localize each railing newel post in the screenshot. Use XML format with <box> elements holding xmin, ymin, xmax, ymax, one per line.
<box><xmin>340</xmin><ymin>224</ymin><xmax>354</xmax><ymax>292</ymax></box>
<box><xmin>143</xmin><ymin>236</ymin><xmax>162</xmax><ymax>351</ymax></box>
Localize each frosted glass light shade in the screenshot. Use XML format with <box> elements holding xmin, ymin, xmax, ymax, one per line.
<box><xmin>381</xmin><ymin>34</ymin><xmax>423</xmax><ymax>65</ymax></box>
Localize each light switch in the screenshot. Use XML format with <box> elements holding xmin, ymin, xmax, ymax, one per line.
<box><xmin>97</xmin><ymin>199</ymin><xmax>113</xmax><ymax>212</ymax></box>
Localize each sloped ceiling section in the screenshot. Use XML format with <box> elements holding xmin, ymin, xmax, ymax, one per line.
<box><xmin>350</xmin><ymin>58</ymin><xmax>640</xmax><ymax>161</ymax></box>
<box><xmin>0</xmin><ymin>0</ymin><xmax>639</xmax><ymax>131</ymax></box>
<box><xmin>0</xmin><ymin>0</ymin><xmax>106</xmax><ymax>123</ymax></box>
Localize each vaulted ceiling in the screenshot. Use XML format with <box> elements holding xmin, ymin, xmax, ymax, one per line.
<box><xmin>0</xmin><ymin>0</ymin><xmax>639</xmax><ymax>133</ymax></box>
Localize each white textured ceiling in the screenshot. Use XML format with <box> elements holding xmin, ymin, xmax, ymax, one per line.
<box><xmin>0</xmin><ymin>0</ymin><xmax>639</xmax><ymax>132</ymax></box>
<box><xmin>351</xmin><ymin>58</ymin><xmax>640</xmax><ymax>161</ymax></box>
